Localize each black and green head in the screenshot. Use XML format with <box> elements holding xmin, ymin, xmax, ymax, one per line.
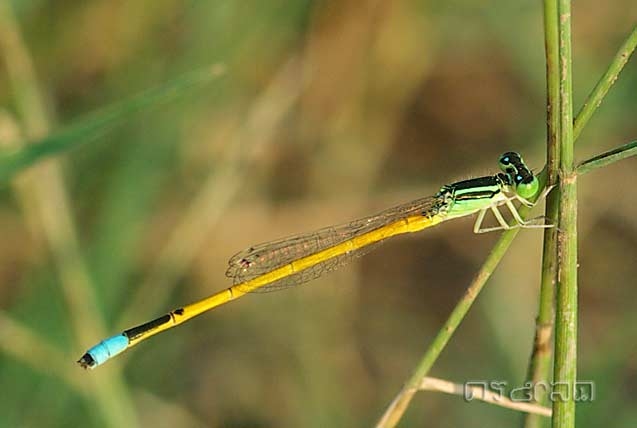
<box><xmin>498</xmin><ymin>152</ymin><xmax>539</xmax><ymax>200</ymax></box>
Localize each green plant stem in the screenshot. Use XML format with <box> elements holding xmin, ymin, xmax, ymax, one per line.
<box><xmin>0</xmin><ymin>3</ymin><xmax>138</xmax><ymax>427</ymax></box>
<box><xmin>573</xmin><ymin>25</ymin><xmax>637</xmax><ymax>141</ymax></box>
<box><xmin>376</xmin><ymin>210</ymin><xmax>533</xmax><ymax>428</ymax></box>
<box><xmin>0</xmin><ymin>65</ymin><xmax>225</xmax><ymax>182</ymax></box>
<box><xmin>0</xmin><ymin>310</ymin><xmax>211</xmax><ymax>426</ymax></box>
<box><xmin>0</xmin><ymin>311</ymin><xmax>90</xmax><ymax>396</ymax></box>
<box><xmin>377</xmin><ymin>17</ymin><xmax>637</xmax><ymax>424</ymax></box>
<box><xmin>523</xmin><ymin>2</ymin><xmax>561</xmax><ymax>428</ymax></box>
<box><xmin>576</xmin><ymin>140</ymin><xmax>637</xmax><ymax>175</ymax></box>
<box><xmin>525</xmin><ymin>21</ymin><xmax>637</xmax><ymax>428</ymax></box>
<box><xmin>552</xmin><ymin>0</ymin><xmax>577</xmax><ymax>426</ymax></box>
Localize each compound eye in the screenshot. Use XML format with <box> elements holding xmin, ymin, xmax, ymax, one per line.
<box><xmin>506</xmin><ymin>167</ymin><xmax>516</xmax><ymax>175</ymax></box>
<box><xmin>499</xmin><ymin>151</ymin><xmax>520</xmax><ymax>166</ymax></box>
<box><xmin>516</xmin><ymin>176</ymin><xmax>540</xmax><ymax>200</ymax></box>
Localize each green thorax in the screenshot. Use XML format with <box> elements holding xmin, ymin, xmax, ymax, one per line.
<box><xmin>435</xmin><ymin>152</ymin><xmax>540</xmax><ymax>219</ymax></box>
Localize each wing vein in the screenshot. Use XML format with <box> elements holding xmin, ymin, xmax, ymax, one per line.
<box><xmin>225</xmin><ymin>196</ymin><xmax>440</xmax><ymax>292</ymax></box>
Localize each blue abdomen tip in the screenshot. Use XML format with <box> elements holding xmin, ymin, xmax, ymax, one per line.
<box><xmin>78</xmin><ymin>334</ymin><xmax>129</xmax><ymax>369</ymax></box>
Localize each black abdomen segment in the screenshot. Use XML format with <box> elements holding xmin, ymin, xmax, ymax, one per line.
<box><xmin>124</xmin><ymin>313</ymin><xmax>173</xmax><ymax>341</ymax></box>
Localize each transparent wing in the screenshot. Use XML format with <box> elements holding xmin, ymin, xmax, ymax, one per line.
<box><xmin>226</xmin><ymin>195</ymin><xmax>440</xmax><ymax>292</ymax></box>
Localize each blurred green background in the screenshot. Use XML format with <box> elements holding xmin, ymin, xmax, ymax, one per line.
<box><xmin>1</xmin><ymin>1</ymin><xmax>636</xmax><ymax>427</ymax></box>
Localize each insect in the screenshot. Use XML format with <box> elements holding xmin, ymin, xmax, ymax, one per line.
<box><xmin>78</xmin><ymin>152</ymin><xmax>550</xmax><ymax>369</ymax></box>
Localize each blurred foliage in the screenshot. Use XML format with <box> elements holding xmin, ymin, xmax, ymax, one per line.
<box><xmin>0</xmin><ymin>1</ymin><xmax>636</xmax><ymax>427</ymax></box>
